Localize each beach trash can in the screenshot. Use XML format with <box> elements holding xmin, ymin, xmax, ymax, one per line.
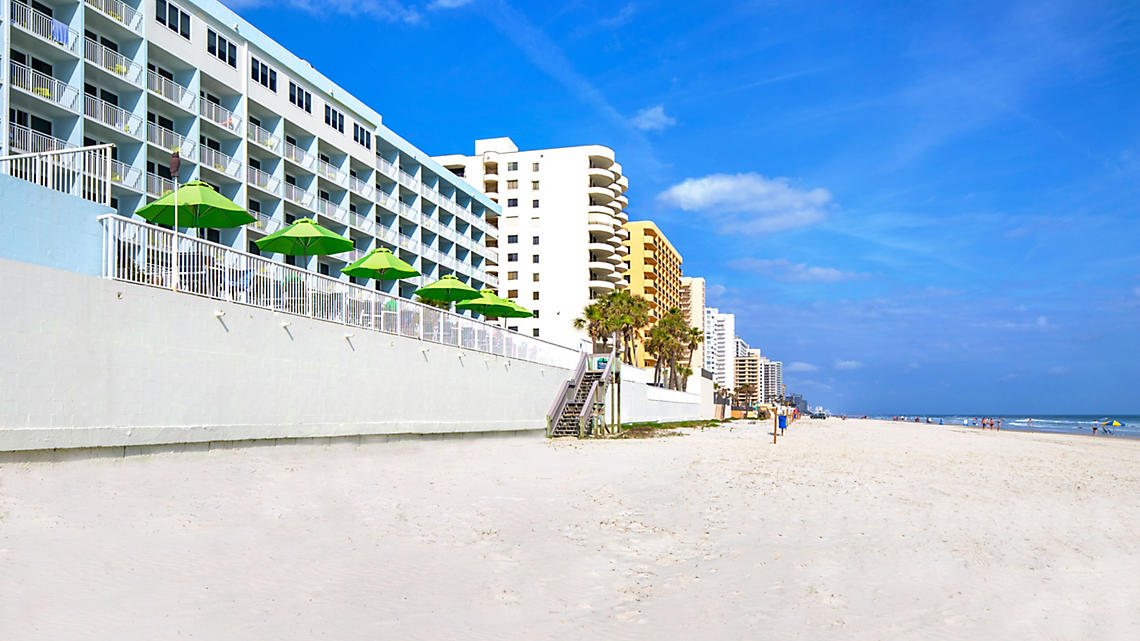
<box><xmin>778</xmin><ymin>415</ymin><xmax>787</xmax><ymax>431</ymax></box>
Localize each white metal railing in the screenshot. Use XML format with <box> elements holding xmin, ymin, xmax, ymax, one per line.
<box><xmin>283</xmin><ymin>182</ymin><xmax>313</xmax><ymax>208</ymax></box>
<box><xmin>247</xmin><ymin>122</ymin><xmax>280</xmax><ymax>153</ymax></box>
<box><xmin>11</xmin><ymin>1</ymin><xmax>81</xmax><ymax>54</ymax></box>
<box><xmin>283</xmin><ymin>140</ymin><xmax>314</xmax><ymax>170</ymax></box>
<box><xmin>200</xmin><ymin>100</ymin><xmax>241</xmax><ymax>134</ymax></box>
<box><xmin>376</xmin><ymin>192</ymin><xmax>399</xmax><ymax>213</ymax></box>
<box><xmin>146</xmin><ymin>122</ymin><xmax>195</xmax><ymax>160</ymax></box>
<box><xmin>109</xmin><ymin>158</ymin><xmax>142</xmax><ymax>192</ymax></box>
<box><xmin>317</xmin><ymin>198</ymin><xmax>348</xmax><ymax>223</ymax></box>
<box><xmin>200</xmin><ymin>145</ymin><xmax>242</xmax><ymax>180</ymax></box>
<box><xmin>84</xmin><ymin>94</ymin><xmax>143</xmax><ymax>137</ymax></box>
<box><xmin>396</xmin><ymin>200</ymin><xmax>419</xmax><ymax>222</ymax></box>
<box><xmin>349</xmin><ymin>211</ymin><xmax>376</xmax><ymax>233</ymax></box>
<box><xmin>349</xmin><ymin>175</ymin><xmax>374</xmax><ymax>198</ymax></box>
<box><xmin>246</xmin><ymin>166</ymin><xmax>279</xmax><ymax>194</ymax></box>
<box><xmin>376</xmin><ymin>225</ymin><xmax>399</xmax><ymax>246</ymax></box>
<box><xmin>0</xmin><ymin>143</ymin><xmax>113</xmax><ymax>206</ymax></box>
<box><xmin>84</xmin><ymin>38</ymin><xmax>144</xmax><ymax>86</ymax></box>
<box><xmin>398</xmin><ymin>233</ymin><xmax>420</xmax><ymax>254</ymax></box>
<box><xmin>344</xmin><ymin>248</ymin><xmax>365</xmax><ymax>264</ymax></box>
<box><xmin>145</xmin><ymin>172</ymin><xmax>173</xmax><ymax>197</ymax></box>
<box><xmin>10</xmin><ymin>62</ymin><xmax>81</xmax><ymax>112</ymax></box>
<box><xmin>397</xmin><ymin>168</ymin><xmax>416</xmax><ymax>187</ymax></box>
<box><xmin>317</xmin><ymin>159</ymin><xmax>344</xmax><ymax>183</ymax></box>
<box><xmin>85</xmin><ymin>0</ymin><xmax>144</xmax><ymax>33</ymax></box>
<box><xmin>8</xmin><ymin>123</ymin><xmax>69</xmax><ymax>154</ymax></box>
<box><xmin>99</xmin><ymin>214</ymin><xmax>578</xmax><ymax>366</ymax></box>
<box><xmin>247</xmin><ymin>211</ymin><xmax>281</xmax><ymax>235</ymax></box>
<box><xmin>376</xmin><ymin>157</ymin><xmax>396</xmax><ymax>176</ymax></box>
<box><xmin>146</xmin><ymin>70</ymin><xmax>196</xmax><ymax>111</ymax></box>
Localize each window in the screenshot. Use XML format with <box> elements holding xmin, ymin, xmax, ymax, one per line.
<box><xmin>532</xmin><ymin>309</ymin><xmax>540</xmax><ymax>318</ymax></box>
<box><xmin>531</xmin><ymin>180</ymin><xmax>539</xmax><ymax>190</ymax></box>
<box><xmin>507</xmin><ymin>198</ymin><xmax>518</xmax><ymax>207</ymax></box>
<box><xmin>507</xmin><ymin>271</ymin><xmax>518</xmax><ymax>280</ymax></box>
<box><xmin>324</xmin><ymin>105</ymin><xmax>345</xmax><ymax>133</ymax></box>
<box><xmin>532</xmin><ymin>200</ymin><xmax>540</xmax><ymax>208</ymax></box>
<box><xmin>506</xmin><ymin>180</ymin><xmax>518</xmax><ymax>190</ymax></box>
<box><xmin>532</xmin><ymin>255</ymin><xmax>540</xmax><ymax>264</ymax></box>
<box><xmin>352</xmin><ymin>123</ymin><xmax>372</xmax><ymax>149</ymax></box>
<box><xmin>508</xmin><ymin>326</ymin><xmax>518</xmax><ymax>332</ymax></box>
<box><xmin>251</xmin><ymin>57</ymin><xmax>276</xmax><ymax>91</ymax></box>
<box><xmin>207</xmin><ymin>29</ymin><xmax>237</xmax><ymax>67</ymax></box>
<box><xmin>532</xmin><ymin>292</ymin><xmax>539</xmax><ymax>301</ymax></box>
<box><xmin>507</xmin><ymin>290</ymin><xmax>518</xmax><ymax>299</ymax></box>
<box><xmin>248</xmin><ymin>199</ymin><xmax>261</xmax><ymax>213</ymax></box>
<box><xmin>156</xmin><ymin>0</ymin><xmax>190</xmax><ymax>40</ymax></box>
<box><xmin>507</xmin><ymin>234</ymin><xmax>518</xmax><ymax>244</ymax></box>
<box><xmin>505</xmin><ymin>161</ymin><xmax>517</xmax><ymax>171</ymax></box>
<box><xmin>507</xmin><ymin>253</ymin><xmax>518</xmax><ymax>262</ymax></box>
<box><xmin>532</xmin><ymin>328</ymin><xmax>540</xmax><ymax>337</ymax></box>
<box><xmin>532</xmin><ymin>162</ymin><xmax>540</xmax><ymax>171</ymax></box>
<box><xmin>532</xmin><ymin>236</ymin><xmax>539</xmax><ymax>245</ymax></box>
<box><xmin>449</xmin><ymin>167</ymin><xmax>465</xmax><ymax>178</ymax></box>
<box><xmin>288</xmin><ymin>81</ymin><xmax>311</xmax><ymax>113</ymax></box>
<box><xmin>532</xmin><ymin>273</ymin><xmax>540</xmax><ymax>282</ymax></box>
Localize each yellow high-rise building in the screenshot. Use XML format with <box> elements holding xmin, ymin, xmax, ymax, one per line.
<box><xmin>622</xmin><ymin>221</ymin><xmax>683</xmax><ymax>368</ymax></box>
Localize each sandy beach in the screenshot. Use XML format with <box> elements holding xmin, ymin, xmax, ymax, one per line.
<box><xmin>2</xmin><ymin>418</ymin><xmax>1138</xmax><ymax>639</ymax></box>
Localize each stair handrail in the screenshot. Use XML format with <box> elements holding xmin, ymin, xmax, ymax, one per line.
<box><xmin>546</xmin><ymin>351</ymin><xmax>588</xmax><ymax>437</ymax></box>
<box><xmin>576</xmin><ymin>348</ymin><xmax>618</xmax><ymax>437</ymax></box>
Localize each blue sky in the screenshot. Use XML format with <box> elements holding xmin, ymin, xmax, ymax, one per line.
<box><xmin>228</xmin><ymin>0</ymin><xmax>1140</xmax><ymax>414</ymax></box>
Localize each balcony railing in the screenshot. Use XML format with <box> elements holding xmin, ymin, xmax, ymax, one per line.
<box><xmin>248</xmin><ymin>211</ymin><xmax>282</xmax><ymax>235</ymax></box>
<box><xmin>349</xmin><ymin>211</ymin><xmax>376</xmax><ymax>233</ymax></box>
<box><xmin>109</xmin><ymin>158</ymin><xmax>142</xmax><ymax>192</ymax></box>
<box><xmin>283</xmin><ymin>141</ymin><xmax>315</xmax><ymax>170</ymax></box>
<box><xmin>83</xmin><ymin>94</ymin><xmax>143</xmax><ymax>137</ymax></box>
<box><xmin>316</xmin><ymin>198</ymin><xmax>349</xmax><ymax>224</ymax></box>
<box><xmin>398</xmin><ymin>233</ymin><xmax>421</xmax><ymax>254</ymax></box>
<box><xmin>11</xmin><ymin>1</ymin><xmax>81</xmax><ymax>55</ymax></box>
<box><xmin>8</xmin><ymin>123</ymin><xmax>69</xmax><ymax>154</ymax></box>
<box><xmin>376</xmin><ymin>224</ymin><xmax>399</xmax><ymax>246</ymax></box>
<box><xmin>349</xmin><ymin>175</ymin><xmax>374</xmax><ymax>198</ymax></box>
<box><xmin>376</xmin><ymin>157</ymin><xmax>396</xmax><ymax>177</ymax></box>
<box><xmin>146</xmin><ymin>122</ymin><xmax>195</xmax><ymax>160</ymax></box>
<box><xmin>246</xmin><ymin>166</ymin><xmax>279</xmax><ymax>194</ymax></box>
<box><xmin>200</xmin><ymin>146</ymin><xmax>242</xmax><ymax>180</ymax></box>
<box><xmin>396</xmin><ymin>200</ymin><xmax>419</xmax><ymax>222</ymax></box>
<box><xmin>246</xmin><ymin>122</ymin><xmax>280</xmax><ymax>153</ymax></box>
<box><xmin>0</xmin><ymin>143</ymin><xmax>113</xmax><ymax>206</ymax></box>
<box><xmin>200</xmin><ymin>100</ymin><xmax>241</xmax><ymax>134</ymax></box>
<box><xmin>85</xmin><ymin>0</ymin><xmax>144</xmax><ymax>33</ymax></box>
<box><xmin>145</xmin><ymin>172</ymin><xmax>173</xmax><ymax>198</ymax></box>
<box><xmin>283</xmin><ymin>183</ymin><xmax>313</xmax><ymax>208</ymax></box>
<box><xmin>99</xmin><ymin>214</ymin><xmax>578</xmax><ymax>365</ymax></box>
<box><xmin>84</xmin><ymin>38</ymin><xmax>144</xmax><ymax>86</ymax></box>
<box><xmin>316</xmin><ymin>159</ymin><xmax>344</xmax><ymax>184</ymax></box>
<box><xmin>10</xmin><ymin>62</ymin><xmax>81</xmax><ymax>113</ymax></box>
<box><xmin>397</xmin><ymin>168</ymin><xmax>416</xmax><ymax>188</ymax></box>
<box><xmin>146</xmin><ymin>70</ymin><xmax>196</xmax><ymax>112</ymax></box>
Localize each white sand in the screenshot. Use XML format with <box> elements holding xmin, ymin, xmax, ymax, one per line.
<box><xmin>2</xmin><ymin>418</ymin><xmax>1138</xmax><ymax>640</ymax></box>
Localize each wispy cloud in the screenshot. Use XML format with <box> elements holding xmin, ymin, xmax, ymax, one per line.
<box><xmin>730</xmin><ymin>257</ymin><xmax>868</xmax><ymax>283</ymax></box>
<box><xmin>429</xmin><ymin>0</ymin><xmax>473</xmax><ymax>8</ymax></box>
<box><xmin>834</xmin><ymin>360</ymin><xmax>863</xmax><ymax>371</ymax></box>
<box><xmin>630</xmin><ymin>105</ymin><xmax>676</xmax><ymax>132</ymax></box>
<box><xmin>657</xmin><ymin>173</ymin><xmax>832</xmax><ymax>234</ymax></box>
<box><xmin>225</xmin><ymin>0</ymin><xmax>422</xmax><ymax>23</ymax></box>
<box><xmin>599</xmin><ymin>3</ymin><xmax>637</xmax><ymax>28</ymax></box>
<box><xmin>787</xmin><ymin>362</ymin><xmax>818</xmax><ymax>372</ymax></box>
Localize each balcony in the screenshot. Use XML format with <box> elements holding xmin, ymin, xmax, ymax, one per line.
<box><xmin>396</xmin><ymin>200</ymin><xmax>420</xmax><ymax>223</ymax></box>
<box><xmin>283</xmin><ymin>141</ymin><xmax>315</xmax><ymax>171</ymax></box>
<box><xmin>246</xmin><ymin>122</ymin><xmax>280</xmax><ymax>154</ymax></box>
<box><xmin>83</xmin><ymin>94</ymin><xmax>143</xmax><ymax>138</ymax></box>
<box><xmin>146</xmin><ymin>70</ymin><xmax>196</xmax><ymax>112</ymax></box>
<box><xmin>200</xmin><ymin>100</ymin><xmax>242</xmax><ymax>135</ymax></box>
<box><xmin>247</xmin><ymin>211</ymin><xmax>282</xmax><ymax>235</ymax></box>
<box><xmin>376</xmin><ymin>157</ymin><xmax>397</xmax><ymax>178</ymax></box>
<box><xmin>316</xmin><ymin>159</ymin><xmax>344</xmax><ymax>185</ymax></box>
<box><xmin>10</xmin><ymin>62</ymin><xmax>81</xmax><ymax>113</ymax></box>
<box><xmin>376</xmin><ymin>192</ymin><xmax>399</xmax><ymax>213</ymax></box>
<box><xmin>84</xmin><ymin>38</ymin><xmax>144</xmax><ymax>87</ymax></box>
<box><xmin>349</xmin><ymin>175</ymin><xmax>374</xmax><ymax>199</ymax></box>
<box><xmin>109</xmin><ymin>158</ymin><xmax>142</xmax><ymax>192</ymax></box>
<box><xmin>8</xmin><ymin>123</ymin><xmax>69</xmax><ymax>154</ymax></box>
<box><xmin>283</xmin><ymin>183</ymin><xmax>314</xmax><ymax>209</ymax></box>
<box><xmin>85</xmin><ymin>0</ymin><xmax>144</xmax><ymax>34</ymax></box>
<box><xmin>146</xmin><ymin>122</ymin><xmax>195</xmax><ymax>161</ymax></box>
<box><xmin>11</xmin><ymin>1</ymin><xmax>81</xmax><ymax>55</ymax></box>
<box><xmin>349</xmin><ymin>211</ymin><xmax>376</xmax><ymax>233</ymax></box>
<box><xmin>588</xmin><ymin>279</ymin><xmax>617</xmax><ymax>292</ymax></box>
<box><xmin>398</xmin><ymin>233</ymin><xmax>421</xmax><ymax>254</ymax></box>
<box><xmin>200</xmin><ymin>146</ymin><xmax>242</xmax><ymax>181</ymax></box>
<box><xmin>246</xmin><ymin>166</ymin><xmax>280</xmax><ymax>195</ymax></box>
<box><xmin>145</xmin><ymin>172</ymin><xmax>173</xmax><ymax>198</ymax></box>
<box><xmin>397</xmin><ymin>169</ymin><xmax>417</xmax><ymax>189</ymax></box>
<box><xmin>316</xmin><ymin>198</ymin><xmax>348</xmax><ymax>224</ymax></box>
<box><xmin>587</xmin><ymin>185</ymin><xmax>614</xmax><ymax>205</ymax></box>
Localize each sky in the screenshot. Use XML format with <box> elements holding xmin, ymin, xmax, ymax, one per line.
<box><xmin>226</xmin><ymin>0</ymin><xmax>1140</xmax><ymax>415</ymax></box>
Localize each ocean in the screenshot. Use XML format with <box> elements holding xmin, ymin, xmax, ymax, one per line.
<box><xmin>870</xmin><ymin>415</ymin><xmax>1140</xmax><ymax>439</ymax></box>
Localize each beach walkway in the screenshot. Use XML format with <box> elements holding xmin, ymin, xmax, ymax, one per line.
<box><xmin>2</xmin><ymin>418</ymin><xmax>1137</xmax><ymax>639</ymax></box>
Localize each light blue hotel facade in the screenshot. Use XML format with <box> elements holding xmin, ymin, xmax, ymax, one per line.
<box><xmin>0</xmin><ymin>0</ymin><xmax>500</xmax><ymax>297</ymax></box>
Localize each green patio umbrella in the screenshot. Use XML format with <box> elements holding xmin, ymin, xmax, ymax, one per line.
<box><xmin>455</xmin><ymin>289</ymin><xmax>516</xmax><ymax>318</ymax></box>
<box><xmin>254</xmin><ymin>218</ymin><xmax>353</xmax><ymax>272</ymax></box>
<box><xmin>413</xmin><ymin>275</ymin><xmax>481</xmax><ymax>307</ymax></box>
<box><xmin>135</xmin><ymin>180</ymin><xmax>253</xmax><ymax>229</ymax></box>
<box><xmin>501</xmin><ymin>299</ymin><xmax>535</xmax><ymax>318</ymax></box>
<box><xmin>342</xmin><ymin>247</ymin><xmax>419</xmax><ymax>281</ymax></box>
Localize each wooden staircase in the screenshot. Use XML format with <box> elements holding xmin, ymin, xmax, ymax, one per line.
<box><xmin>551</xmin><ymin>370</ymin><xmax>603</xmax><ymax>437</ymax></box>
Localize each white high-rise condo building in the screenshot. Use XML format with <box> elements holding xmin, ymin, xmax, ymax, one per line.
<box><xmin>2</xmin><ymin>0</ymin><xmax>499</xmax><ymax>298</ymax></box>
<box><xmin>680</xmin><ymin>276</ymin><xmax>705</xmax><ymax>373</ymax></box>
<box><xmin>703</xmin><ymin>306</ymin><xmax>736</xmax><ymax>391</ymax></box>
<box><xmin>735</xmin><ymin>336</ymin><xmax>750</xmax><ymax>358</ymax></box>
<box><xmin>434</xmin><ymin>138</ymin><xmax>629</xmax><ymax>348</ymax></box>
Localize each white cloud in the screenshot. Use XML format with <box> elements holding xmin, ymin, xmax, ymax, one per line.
<box><xmin>731</xmin><ymin>257</ymin><xmax>867</xmax><ymax>283</ymax></box>
<box><xmin>428</xmin><ymin>0</ymin><xmax>473</xmax><ymax>8</ymax></box>
<box><xmin>787</xmin><ymin>362</ymin><xmax>818</xmax><ymax>372</ymax></box>
<box><xmin>1036</xmin><ymin>315</ymin><xmax>1048</xmax><ymax>327</ymax></box>
<box><xmin>707</xmin><ymin>283</ymin><xmax>727</xmax><ymax>298</ymax></box>
<box><xmin>226</xmin><ymin>0</ymin><xmax>422</xmax><ymax>23</ymax></box>
<box><xmin>630</xmin><ymin>105</ymin><xmax>676</xmax><ymax>132</ymax></box>
<box><xmin>834</xmin><ymin>360</ymin><xmax>863</xmax><ymax>370</ymax></box>
<box><xmin>599</xmin><ymin>3</ymin><xmax>637</xmax><ymax>27</ymax></box>
<box><xmin>657</xmin><ymin>173</ymin><xmax>831</xmax><ymax>234</ymax></box>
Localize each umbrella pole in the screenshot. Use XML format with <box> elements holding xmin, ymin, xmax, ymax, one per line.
<box><xmin>171</xmin><ymin>177</ymin><xmax>178</xmax><ymax>292</ymax></box>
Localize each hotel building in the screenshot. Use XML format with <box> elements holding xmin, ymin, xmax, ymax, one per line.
<box><xmin>679</xmin><ymin>276</ymin><xmax>705</xmax><ymax>373</ymax></box>
<box><xmin>703</xmin><ymin>306</ymin><xmax>736</xmax><ymax>391</ymax></box>
<box><xmin>621</xmin><ymin>220</ymin><xmax>682</xmax><ymax>368</ymax></box>
<box><xmin>1</xmin><ymin>0</ymin><xmax>499</xmax><ymax>298</ymax></box>
<box><xmin>734</xmin><ymin>349</ymin><xmax>783</xmax><ymax>405</ymax></box>
<box><xmin>434</xmin><ymin>138</ymin><xmax>628</xmax><ymax>348</ymax></box>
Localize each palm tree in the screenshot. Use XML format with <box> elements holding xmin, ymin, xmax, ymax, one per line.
<box><xmin>574</xmin><ymin>291</ymin><xmax>652</xmax><ymax>363</ymax></box>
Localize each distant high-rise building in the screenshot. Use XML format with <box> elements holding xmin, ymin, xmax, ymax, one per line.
<box><xmin>434</xmin><ymin>138</ymin><xmax>628</xmax><ymax>348</ymax></box>
<box><xmin>704</xmin><ymin>307</ymin><xmax>736</xmax><ymax>391</ymax></box>
<box><xmin>623</xmin><ymin>221</ymin><xmax>683</xmax><ymax>368</ymax></box>
<box><xmin>680</xmin><ymin>276</ymin><xmax>706</xmax><ymax>373</ymax></box>
<box><xmin>735</xmin><ymin>348</ymin><xmax>784</xmax><ymax>404</ymax></box>
<box><xmin>735</xmin><ymin>336</ymin><xmax>750</xmax><ymax>358</ymax></box>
